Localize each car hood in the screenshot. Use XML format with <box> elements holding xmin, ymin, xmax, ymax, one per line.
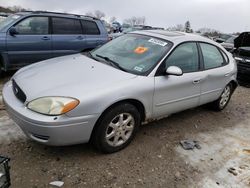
<box><xmin>234</xmin><ymin>32</ymin><xmax>250</xmax><ymax>48</ymax></box>
<box><xmin>13</xmin><ymin>54</ymin><xmax>137</xmax><ymax>101</ymax></box>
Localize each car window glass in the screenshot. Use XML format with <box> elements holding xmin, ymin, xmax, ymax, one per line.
<box><xmin>81</xmin><ymin>20</ymin><xmax>100</xmax><ymax>35</ymax></box>
<box><xmin>52</xmin><ymin>17</ymin><xmax>82</xmax><ymax>34</ymax></box>
<box><xmin>200</xmin><ymin>43</ymin><xmax>224</xmax><ymax>69</ymax></box>
<box><xmin>164</xmin><ymin>42</ymin><xmax>199</xmax><ymax>73</ymax></box>
<box><xmin>15</xmin><ymin>17</ymin><xmax>48</xmax><ymax>35</ymax></box>
<box><xmin>220</xmin><ymin>50</ymin><xmax>229</xmax><ymax>63</ymax></box>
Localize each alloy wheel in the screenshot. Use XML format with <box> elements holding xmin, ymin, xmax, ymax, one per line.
<box><xmin>219</xmin><ymin>85</ymin><xmax>231</xmax><ymax>108</ymax></box>
<box><xmin>105</xmin><ymin>113</ymin><xmax>135</xmax><ymax>147</ymax></box>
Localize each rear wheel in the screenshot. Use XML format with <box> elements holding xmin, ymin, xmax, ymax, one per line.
<box><xmin>210</xmin><ymin>84</ymin><xmax>233</xmax><ymax>111</ymax></box>
<box><xmin>92</xmin><ymin>103</ymin><xmax>140</xmax><ymax>153</ymax></box>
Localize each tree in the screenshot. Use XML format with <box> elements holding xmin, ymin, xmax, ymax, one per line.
<box><xmin>85</xmin><ymin>10</ymin><xmax>105</xmax><ymax>19</ymax></box>
<box><xmin>109</xmin><ymin>16</ymin><xmax>116</xmax><ymax>24</ymax></box>
<box><xmin>94</xmin><ymin>10</ymin><xmax>105</xmax><ymax>19</ymax></box>
<box><xmin>167</xmin><ymin>24</ymin><xmax>184</xmax><ymax>32</ymax></box>
<box><xmin>184</xmin><ymin>21</ymin><xmax>191</xmax><ymax>33</ymax></box>
<box><xmin>85</xmin><ymin>11</ymin><xmax>95</xmax><ymax>17</ymax></box>
<box><xmin>123</xmin><ymin>16</ymin><xmax>146</xmax><ymax>26</ymax></box>
<box><xmin>176</xmin><ymin>24</ymin><xmax>184</xmax><ymax>31</ymax></box>
<box><xmin>138</xmin><ymin>16</ymin><xmax>146</xmax><ymax>25</ymax></box>
<box><xmin>196</xmin><ymin>27</ymin><xmax>221</xmax><ymax>37</ymax></box>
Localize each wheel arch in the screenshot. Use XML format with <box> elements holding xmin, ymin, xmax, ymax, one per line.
<box><xmin>228</xmin><ymin>80</ymin><xmax>238</xmax><ymax>93</ymax></box>
<box><xmin>90</xmin><ymin>99</ymin><xmax>146</xmax><ymax>140</ymax></box>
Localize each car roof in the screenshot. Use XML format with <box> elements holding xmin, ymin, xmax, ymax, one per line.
<box><xmin>133</xmin><ymin>30</ymin><xmax>219</xmax><ymax>45</ymax></box>
<box><xmin>17</xmin><ymin>11</ymin><xmax>99</xmax><ymax>21</ymax></box>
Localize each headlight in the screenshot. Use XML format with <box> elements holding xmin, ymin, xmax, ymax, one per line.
<box><xmin>27</xmin><ymin>97</ymin><xmax>80</xmax><ymax>116</ymax></box>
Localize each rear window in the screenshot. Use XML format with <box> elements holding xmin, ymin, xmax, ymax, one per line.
<box><xmin>81</xmin><ymin>20</ymin><xmax>100</xmax><ymax>35</ymax></box>
<box><xmin>52</xmin><ymin>17</ymin><xmax>82</xmax><ymax>34</ymax></box>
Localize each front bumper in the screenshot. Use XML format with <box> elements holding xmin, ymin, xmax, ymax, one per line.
<box><xmin>2</xmin><ymin>81</ymin><xmax>100</xmax><ymax>146</ymax></box>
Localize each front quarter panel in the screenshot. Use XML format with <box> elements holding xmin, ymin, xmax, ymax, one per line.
<box><xmin>66</xmin><ymin>76</ymin><xmax>155</xmax><ymax>121</ymax></box>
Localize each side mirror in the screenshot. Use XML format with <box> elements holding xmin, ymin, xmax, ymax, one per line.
<box><xmin>9</xmin><ymin>27</ymin><xmax>18</xmax><ymax>36</ymax></box>
<box><xmin>166</xmin><ymin>66</ymin><xmax>183</xmax><ymax>76</ymax></box>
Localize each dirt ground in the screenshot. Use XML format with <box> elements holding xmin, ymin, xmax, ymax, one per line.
<box><xmin>0</xmin><ymin>75</ymin><xmax>250</xmax><ymax>188</ymax></box>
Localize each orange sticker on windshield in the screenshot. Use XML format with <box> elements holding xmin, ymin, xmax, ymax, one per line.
<box><xmin>134</xmin><ymin>46</ymin><xmax>148</xmax><ymax>54</ymax></box>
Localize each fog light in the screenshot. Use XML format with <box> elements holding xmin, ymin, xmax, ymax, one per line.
<box><xmin>0</xmin><ymin>156</ymin><xmax>10</xmax><ymax>188</ymax></box>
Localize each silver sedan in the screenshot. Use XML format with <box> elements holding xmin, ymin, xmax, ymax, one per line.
<box><xmin>3</xmin><ymin>30</ymin><xmax>238</xmax><ymax>153</ymax></box>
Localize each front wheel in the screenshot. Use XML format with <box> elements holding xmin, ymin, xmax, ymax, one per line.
<box><xmin>210</xmin><ymin>84</ymin><xmax>233</xmax><ymax>111</ymax></box>
<box><xmin>92</xmin><ymin>103</ymin><xmax>141</xmax><ymax>153</ymax></box>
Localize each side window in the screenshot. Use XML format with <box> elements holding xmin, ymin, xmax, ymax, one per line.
<box><xmin>200</xmin><ymin>43</ymin><xmax>224</xmax><ymax>69</ymax></box>
<box><xmin>15</xmin><ymin>17</ymin><xmax>48</xmax><ymax>35</ymax></box>
<box><xmin>81</xmin><ymin>20</ymin><xmax>100</xmax><ymax>35</ymax></box>
<box><xmin>52</xmin><ymin>17</ymin><xmax>82</xmax><ymax>34</ymax></box>
<box><xmin>164</xmin><ymin>42</ymin><xmax>199</xmax><ymax>73</ymax></box>
<box><xmin>220</xmin><ymin>50</ymin><xmax>229</xmax><ymax>64</ymax></box>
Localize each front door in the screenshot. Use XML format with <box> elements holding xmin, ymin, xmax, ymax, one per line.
<box><xmin>7</xmin><ymin>16</ymin><xmax>51</xmax><ymax>67</ymax></box>
<box><xmin>153</xmin><ymin>42</ymin><xmax>203</xmax><ymax>118</ymax></box>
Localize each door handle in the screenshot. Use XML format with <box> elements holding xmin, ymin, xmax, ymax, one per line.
<box><xmin>41</xmin><ymin>36</ymin><xmax>50</xmax><ymax>40</ymax></box>
<box><xmin>224</xmin><ymin>73</ymin><xmax>230</xmax><ymax>77</ymax></box>
<box><xmin>193</xmin><ymin>79</ymin><xmax>201</xmax><ymax>84</ymax></box>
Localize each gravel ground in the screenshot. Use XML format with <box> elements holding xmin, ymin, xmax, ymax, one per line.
<box><xmin>0</xmin><ymin>76</ymin><xmax>250</xmax><ymax>188</ymax></box>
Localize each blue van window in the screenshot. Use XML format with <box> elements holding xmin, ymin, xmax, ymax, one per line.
<box><xmin>81</xmin><ymin>20</ymin><xmax>100</xmax><ymax>35</ymax></box>
<box><xmin>15</xmin><ymin>17</ymin><xmax>48</xmax><ymax>35</ymax></box>
<box><xmin>52</xmin><ymin>17</ymin><xmax>82</xmax><ymax>34</ymax></box>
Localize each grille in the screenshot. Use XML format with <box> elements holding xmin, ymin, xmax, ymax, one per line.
<box><xmin>238</xmin><ymin>61</ymin><xmax>250</xmax><ymax>69</ymax></box>
<box><xmin>12</xmin><ymin>79</ymin><xmax>27</xmax><ymax>103</ymax></box>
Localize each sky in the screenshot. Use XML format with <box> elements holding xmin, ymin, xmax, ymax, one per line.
<box><xmin>1</xmin><ymin>0</ymin><xmax>249</xmax><ymax>33</ymax></box>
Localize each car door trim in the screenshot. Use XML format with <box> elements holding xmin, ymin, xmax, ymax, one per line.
<box><xmin>155</xmin><ymin>93</ymin><xmax>200</xmax><ymax>107</ymax></box>
<box><xmin>200</xmin><ymin>88</ymin><xmax>222</xmax><ymax>96</ymax></box>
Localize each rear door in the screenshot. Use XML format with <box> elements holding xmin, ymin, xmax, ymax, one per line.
<box><xmin>198</xmin><ymin>42</ymin><xmax>231</xmax><ymax>105</ymax></box>
<box><xmin>51</xmin><ymin>17</ymin><xmax>86</xmax><ymax>57</ymax></box>
<box><xmin>7</xmin><ymin>16</ymin><xmax>51</xmax><ymax>66</ymax></box>
<box><xmin>81</xmin><ymin>20</ymin><xmax>104</xmax><ymax>49</ymax></box>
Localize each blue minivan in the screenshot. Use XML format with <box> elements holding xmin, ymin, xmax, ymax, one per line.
<box><xmin>0</xmin><ymin>11</ymin><xmax>108</xmax><ymax>76</ymax></box>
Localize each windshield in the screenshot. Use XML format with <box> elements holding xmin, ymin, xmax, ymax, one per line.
<box><xmin>220</xmin><ymin>34</ymin><xmax>231</xmax><ymax>40</ymax></box>
<box><xmin>225</xmin><ymin>36</ymin><xmax>236</xmax><ymax>43</ymax></box>
<box><xmin>0</xmin><ymin>14</ymin><xmax>21</xmax><ymax>31</ymax></box>
<box><xmin>91</xmin><ymin>34</ymin><xmax>172</xmax><ymax>75</ymax></box>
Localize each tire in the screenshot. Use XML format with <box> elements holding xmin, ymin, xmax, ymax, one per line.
<box><xmin>0</xmin><ymin>57</ymin><xmax>4</xmax><ymax>78</ymax></box>
<box><xmin>92</xmin><ymin>103</ymin><xmax>141</xmax><ymax>153</ymax></box>
<box><xmin>210</xmin><ymin>83</ymin><xmax>233</xmax><ymax>111</ymax></box>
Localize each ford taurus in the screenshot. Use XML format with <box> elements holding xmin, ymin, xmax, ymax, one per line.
<box><xmin>3</xmin><ymin>30</ymin><xmax>238</xmax><ymax>153</ymax></box>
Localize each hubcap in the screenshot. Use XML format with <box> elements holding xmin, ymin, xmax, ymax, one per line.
<box><xmin>219</xmin><ymin>86</ymin><xmax>231</xmax><ymax>108</ymax></box>
<box><xmin>105</xmin><ymin>113</ymin><xmax>135</xmax><ymax>147</ymax></box>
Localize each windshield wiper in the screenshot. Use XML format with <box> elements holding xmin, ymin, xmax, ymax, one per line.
<box><xmin>95</xmin><ymin>54</ymin><xmax>128</xmax><ymax>72</ymax></box>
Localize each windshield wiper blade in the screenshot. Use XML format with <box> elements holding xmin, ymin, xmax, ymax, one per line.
<box><xmin>95</xmin><ymin>54</ymin><xmax>128</xmax><ymax>72</ymax></box>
